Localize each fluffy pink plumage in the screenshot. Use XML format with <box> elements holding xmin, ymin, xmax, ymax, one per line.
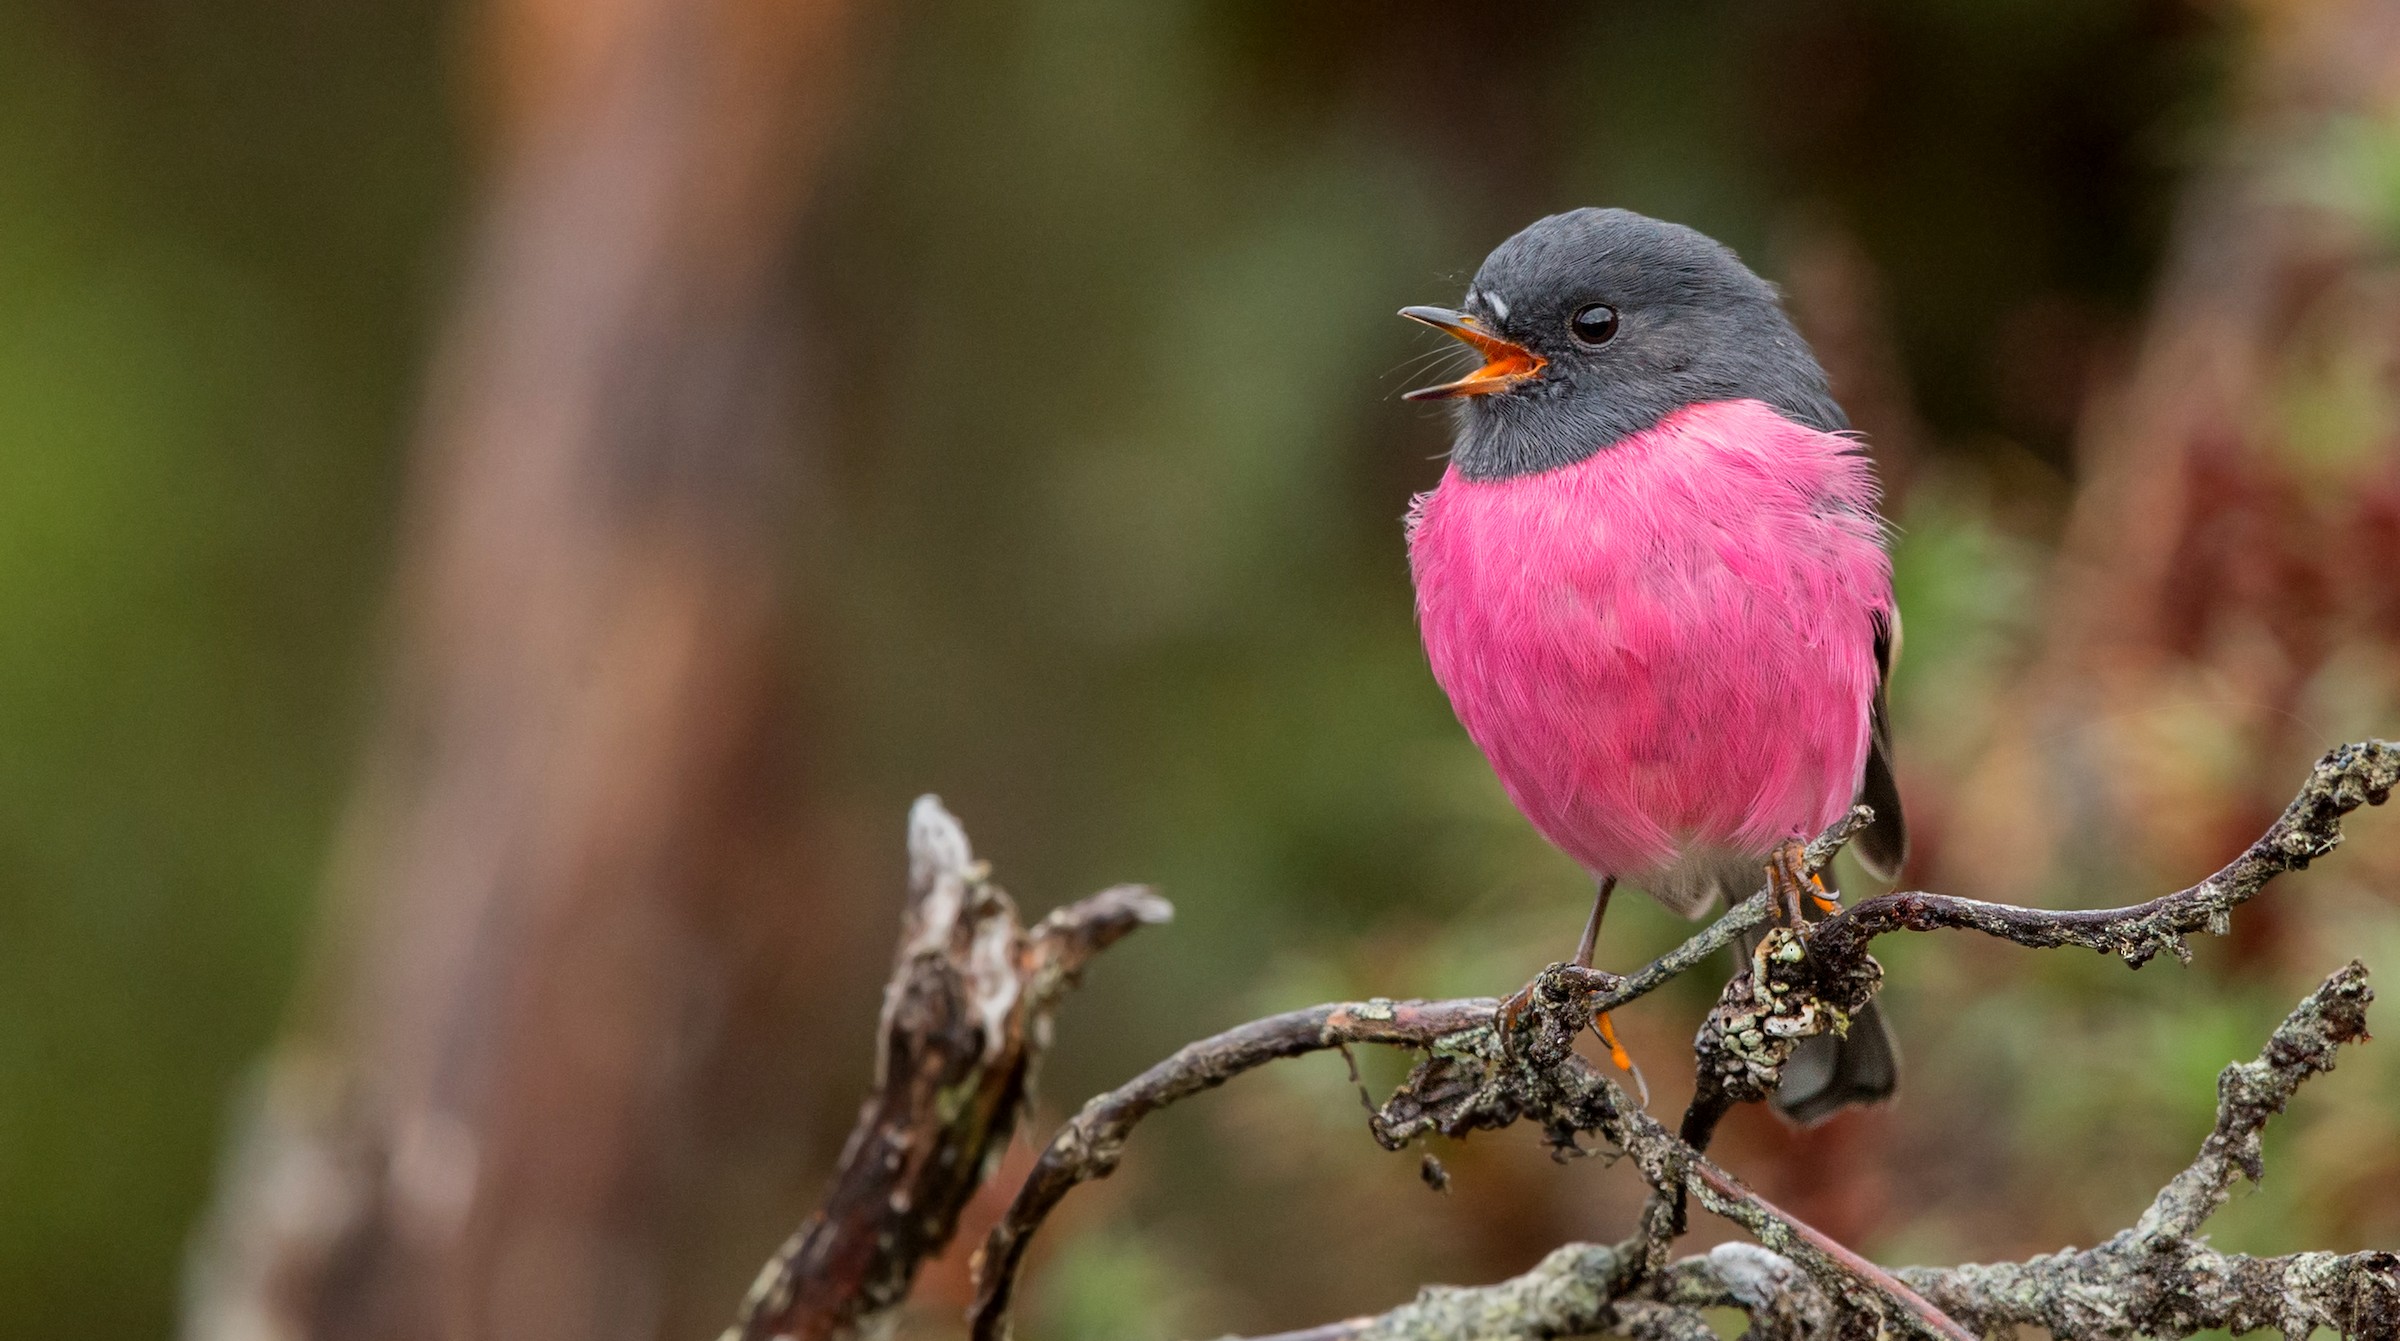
<box><xmin>1407</xmin><ymin>398</ymin><xmax>1892</xmax><ymax>916</ymax></box>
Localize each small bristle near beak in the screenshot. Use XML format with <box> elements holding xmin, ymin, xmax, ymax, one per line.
<box><xmin>1399</xmin><ymin>306</ymin><xmax>1547</xmax><ymax>400</ymax></box>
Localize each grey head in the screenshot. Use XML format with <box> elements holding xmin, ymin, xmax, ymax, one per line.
<box><xmin>1402</xmin><ymin>207</ymin><xmax>1845</xmax><ymax>481</ymax></box>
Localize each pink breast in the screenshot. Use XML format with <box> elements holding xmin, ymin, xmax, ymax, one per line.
<box><xmin>1407</xmin><ymin>399</ymin><xmax>1891</xmax><ymax>882</ymax></box>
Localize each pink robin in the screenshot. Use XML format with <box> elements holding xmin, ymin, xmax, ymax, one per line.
<box><xmin>1401</xmin><ymin>207</ymin><xmax>1906</xmax><ymax>1124</ymax></box>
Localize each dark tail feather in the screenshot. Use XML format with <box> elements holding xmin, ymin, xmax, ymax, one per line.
<box><xmin>1772</xmin><ymin>997</ymin><xmax>1898</xmax><ymax>1125</ymax></box>
<box><xmin>1855</xmin><ymin>732</ymin><xmax>1908</xmax><ymax>881</ymax></box>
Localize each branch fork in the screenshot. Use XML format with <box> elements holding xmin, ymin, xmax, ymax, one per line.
<box><xmin>722</xmin><ymin>798</ymin><xmax>1169</xmax><ymax>1341</ymax></box>
<box><xmin>737</xmin><ymin>740</ymin><xmax>2400</xmax><ymax>1341</ymax></box>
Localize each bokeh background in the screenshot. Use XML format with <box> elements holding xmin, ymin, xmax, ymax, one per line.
<box><xmin>5</xmin><ymin>1</ymin><xmax>2400</xmax><ymax>1338</ymax></box>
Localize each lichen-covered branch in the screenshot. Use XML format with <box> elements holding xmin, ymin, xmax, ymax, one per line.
<box><xmin>738</xmin><ymin>744</ymin><xmax>2389</xmax><ymax>1339</ymax></box>
<box><xmin>1678</xmin><ymin>739</ymin><xmax>2397</xmax><ymax>1153</ymax></box>
<box><xmin>1902</xmin><ymin>1234</ymin><xmax>2400</xmax><ymax>1340</ymax></box>
<box><xmin>723</xmin><ymin>799</ymin><xmax>1169</xmax><ymax>1341</ymax></box>
<box><xmin>1814</xmin><ymin>739</ymin><xmax>2399</xmax><ymax>970</ymax></box>
<box><xmin>1362</xmin><ymin>967</ymin><xmax>1975</xmax><ymax>1341</ymax></box>
<box><xmin>1282</xmin><ymin>1241</ymin><xmax>1844</xmax><ymax>1341</ymax></box>
<box><xmin>1890</xmin><ymin>960</ymin><xmax>2396</xmax><ymax>1340</ymax></box>
<box><xmin>2134</xmin><ymin>960</ymin><xmax>2376</xmax><ymax>1241</ymax></box>
<box><xmin>954</xmin><ymin>741</ymin><xmax>2395</xmax><ymax>1341</ymax></box>
<box><xmin>970</xmin><ymin>937</ymin><xmax>1971</xmax><ymax>1341</ymax></box>
<box><xmin>1235</xmin><ymin>1243</ymin><xmax>1699</xmax><ymax>1341</ymax></box>
<box><xmin>966</xmin><ymin>810</ymin><xmax>1889</xmax><ymax>1341</ymax></box>
<box><xmin>1227</xmin><ymin>961</ymin><xmax>2390</xmax><ymax>1341</ymax></box>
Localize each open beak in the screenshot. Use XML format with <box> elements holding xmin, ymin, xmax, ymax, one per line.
<box><xmin>1398</xmin><ymin>306</ymin><xmax>1547</xmax><ymax>400</ymax></box>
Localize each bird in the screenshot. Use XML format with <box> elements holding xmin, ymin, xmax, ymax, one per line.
<box><xmin>1399</xmin><ymin>206</ymin><xmax>1906</xmax><ymax>1125</ymax></box>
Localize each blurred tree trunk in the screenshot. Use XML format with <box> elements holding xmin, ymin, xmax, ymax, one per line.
<box><xmin>182</xmin><ymin>2</ymin><xmax>865</xmax><ymax>1339</ymax></box>
<box><xmin>1947</xmin><ymin>0</ymin><xmax>2400</xmax><ymax>914</ymax></box>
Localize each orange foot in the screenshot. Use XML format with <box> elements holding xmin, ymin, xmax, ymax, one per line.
<box><xmin>1595</xmin><ymin>1010</ymin><xmax>1650</xmax><ymax>1106</ymax></box>
<box><xmin>1764</xmin><ymin>838</ymin><xmax>1840</xmax><ymax>924</ymax></box>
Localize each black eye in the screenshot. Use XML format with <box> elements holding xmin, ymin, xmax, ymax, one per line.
<box><xmin>1570</xmin><ymin>303</ymin><xmax>1619</xmax><ymax>346</ymax></box>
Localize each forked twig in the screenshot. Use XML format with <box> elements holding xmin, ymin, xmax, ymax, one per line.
<box><xmin>723</xmin><ymin>799</ymin><xmax>1169</xmax><ymax>1341</ymax></box>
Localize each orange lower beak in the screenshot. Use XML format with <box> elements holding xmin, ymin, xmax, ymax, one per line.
<box><xmin>1399</xmin><ymin>306</ymin><xmax>1547</xmax><ymax>400</ymax></box>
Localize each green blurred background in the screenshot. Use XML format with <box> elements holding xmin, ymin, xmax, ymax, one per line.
<box><xmin>5</xmin><ymin>2</ymin><xmax>2398</xmax><ymax>1338</ymax></box>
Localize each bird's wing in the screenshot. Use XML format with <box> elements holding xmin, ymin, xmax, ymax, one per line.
<box><xmin>1853</xmin><ymin>605</ymin><xmax>1907</xmax><ymax>881</ymax></box>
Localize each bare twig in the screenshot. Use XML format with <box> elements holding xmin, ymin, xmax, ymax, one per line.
<box><xmin>966</xmin><ymin>997</ymin><xmax>1497</xmax><ymax>1341</ymax></box>
<box><xmin>724</xmin><ymin>799</ymin><xmax>1168</xmax><ymax>1341</ymax></box>
<box><xmin>2133</xmin><ymin>960</ymin><xmax>2376</xmax><ymax>1242</ymax></box>
<box><xmin>1815</xmin><ymin>740</ymin><xmax>2400</xmax><ymax>970</ymax></box>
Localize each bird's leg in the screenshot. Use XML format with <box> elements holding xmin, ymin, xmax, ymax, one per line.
<box><xmin>1501</xmin><ymin>877</ymin><xmax>1646</xmax><ymax>1102</ymax></box>
<box><xmin>1766</xmin><ymin>839</ymin><xmax>1811</xmax><ymax>926</ymax></box>
<box><xmin>1572</xmin><ymin>876</ymin><xmax>1615</xmax><ymax>969</ymax></box>
<box><xmin>1571</xmin><ymin>878</ymin><xmax>1645</xmax><ymax>1097</ymax></box>
<box><xmin>1502</xmin><ymin>876</ymin><xmax>1619</xmax><ymax>1029</ymax></box>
